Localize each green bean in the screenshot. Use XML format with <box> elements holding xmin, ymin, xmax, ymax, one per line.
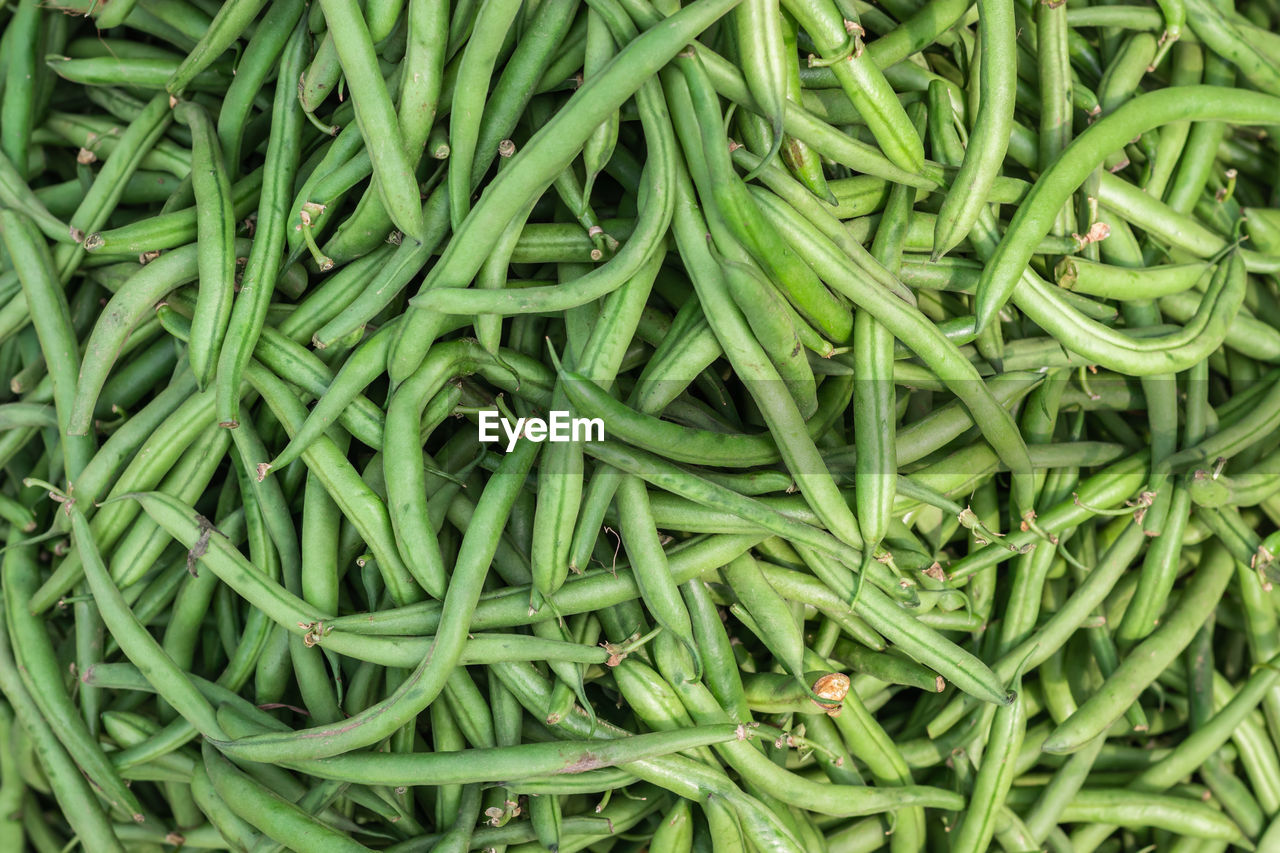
<box><xmin>581</xmin><ymin>9</ymin><xmax>620</xmax><ymax>211</ymax></box>
<box><xmin>1</xmin><ymin>0</ymin><xmax>39</xmax><ymax>177</ymax></box>
<box><xmin>418</xmin><ymin>151</ymin><xmax>671</xmax><ymax>320</ymax></box>
<box><xmin>326</xmin><ymin>532</ymin><xmax>764</xmax><ymax>638</ymax></box>
<box><xmin>1056</xmin><ymin>257</ymin><xmax>1212</xmax><ymax>300</ymax></box>
<box><xmin>246</xmin><ymin>362</ymin><xmax>422</xmax><ymax>605</ymax></box>
<box><xmin>1184</xmin><ymin>0</ymin><xmax>1280</xmax><ymax>96</ymax></box>
<box><xmin>748</xmin><ymin>562</ymin><xmax>1009</xmax><ymax>705</ymax></box>
<box><xmin>317</xmin><ymin>0</ymin><xmax>425</xmax><ymax>240</ymax></box>
<box><xmin>0</xmin><ymin>571</ymin><xmax>125</xmax><ymax>853</ymax></box>
<box><xmin>865</xmin><ymin>0</ymin><xmax>972</xmax><ymax>69</ymax></box>
<box><xmin>201</xmin><ymin>742</ymin><xmax>370</xmax><ymax>852</ymax></box>
<box><xmin>664</xmin><ymin>156</ymin><xmax>861</xmax><ymax>550</ymax></box>
<box><xmin>216</xmin><ymin>0</ymin><xmax>305</xmax><ymax>171</ymax></box>
<box><xmin>711</xmin><ymin>243</ymin><xmax>821</xmax><ymax>413</ymax></box>
<box><xmin>4</xmin><ymin>536</ymin><xmax>147</xmax><ymax>822</ymax></box>
<box><xmin>380</xmin><ymin>341</ymin><xmax>541</xmax><ymax>599</ymax></box>
<box><xmin>830</xmin><ymin>639</ymin><xmax>942</xmax><ymax>693</ymax></box>
<box><xmin>299</xmin><ymin>32</ymin><xmax>342</xmax><ymax>117</ymax></box>
<box><xmin>724</xmin><ymin>553</ymin><xmax>806</xmax><ymax>680</ymax></box>
<box><xmin>221</xmin><ymin>700</ymin><xmax>747</xmax><ymax>787</ymax></box>
<box><xmin>616</xmin><ymin>474</ymin><xmax>701</xmax><ymax>665</ymax></box>
<box><xmin>390</xmin><ymin>0</ymin><xmax>743</xmax><ymax>381</ymax></box>
<box><xmin>471</xmin><ymin>0</ymin><xmax>583</xmax><ymax>198</ymax></box>
<box><xmin>1116</xmin><ymin>481</ymin><xmax>1193</xmax><ymax>644</ymax></box>
<box><xmin>84</xmin><ymin>167</ymin><xmax>263</xmax><ymax>254</ymax></box>
<box><xmin>931</xmin><ymin>518</ymin><xmax>1151</xmax><ymax>737</ymax></box>
<box><xmin>43</xmin><ymin>107</ymin><xmax>186</xmax><ymax>183</ymax></box>
<box><xmin>1065</xmin><ymin>790</ymin><xmax>1244</xmax><ymax>842</ymax></box>
<box><xmin>1097</xmin><ymin>171</ymin><xmax>1279</xmax><ymax>273</ymax></box>
<box><xmin>667</xmin><ymin>634</ymin><xmax>962</xmax><ymax>817</ymax></box>
<box><xmin>698</xmin><ymin>44</ymin><xmax>932</xmax><ymax>188</ymax></box>
<box><xmin>45</xmin><ymin>55</ymin><xmax>228</xmax><ymax>91</ymax></box>
<box><xmin>652</xmin><ymin>799</ymin><xmax>693</xmax><ymax>852</ymax></box>
<box><xmin>68</xmin><ymin>239</ymin><xmax>252</xmax><ymax>436</ymax></box>
<box><xmin>214</xmin><ymin>20</ymin><xmax>305</xmax><ymax>428</ymax></box>
<box><xmin>1162</xmin><ymin>376</ymin><xmax>1280</xmax><ymax>474</ymax></box>
<box><xmin>774</xmin><ymin>12</ymin><xmax>833</xmax><ymax>202</ymax></box>
<box><xmin>448</xmin><ymin>0</ymin><xmax>523</xmax><ymax>231</ymax></box>
<box><xmin>1043</xmin><ymin>540</ymin><xmax>1235</xmax><ymax>752</ymax></box>
<box><xmin>948</xmin><ymin>656</ymin><xmax>1031</xmax><ymax>853</ymax></box>
<box><xmin>390</xmin><ymin>0</ymin><xmax>445</xmax><ymax>162</ymax></box>
<box><xmin>560</xmin><ymin>364</ymin><xmax>845</xmax><ymax>467</ymax></box>
<box><xmin>931</xmin><ymin>0</ymin><xmax>1015</xmax><ymax>259</ymax></box>
<box><xmin>733</xmin><ymin>0</ymin><xmax>787</xmax><ymax>175</ymax></box>
<box><xmin>173</xmin><ymin>101</ymin><xmax>236</xmax><ymax>390</ymax></box>
<box><xmin>749</xmin><ymin>189</ymin><xmax>1036</xmax><ymax>518</ymax></box>
<box><xmin>1032</xmin><ymin>248</ymin><xmax>1243</xmax><ymax>375</ymax></box>
<box><xmin>310</xmin><ymin>215</ymin><xmax>443</xmax><ymax>343</ymax></box>
<box><xmin>0</xmin><ymin>150</ymin><xmax>75</xmax><ymax>245</ymax></box>
<box><xmin>212</xmin><ymin>439</ymin><xmax>539</xmax><ymax>761</ymax></box>
<box><xmin>684</xmin><ymin>57</ymin><xmax>851</xmax><ymax>343</ymax></box>
<box><xmin>782</xmin><ymin>0</ymin><xmax>924</xmax><ymax>174</ymax></box>
<box><xmin>0</xmin><ymin>212</ymin><xmax>95</xmax><ymax>480</ymax></box>
<box><xmin>47</xmin><ymin>489</ymin><xmax>229</xmax><ymax>742</ymax></box>
<box><xmin>976</xmin><ymin>86</ymin><xmax>1280</xmax><ymax>331</ymax></box>
<box><xmin>854</xmin><ymin>106</ymin><xmax>913</xmax><ymax>595</ymax></box>
<box><xmin>167</xmin><ymin>0</ymin><xmax>269</xmax><ymax>95</ymax></box>
<box><xmin>110</xmin><ymin>424</ymin><xmax>233</xmax><ymax>587</ymax></box>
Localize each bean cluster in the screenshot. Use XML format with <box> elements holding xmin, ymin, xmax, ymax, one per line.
<box><xmin>2</xmin><ymin>0</ymin><xmax>1280</xmax><ymax>850</ymax></box>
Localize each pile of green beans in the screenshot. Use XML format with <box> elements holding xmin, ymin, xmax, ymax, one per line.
<box><xmin>3</xmin><ymin>0</ymin><xmax>1280</xmax><ymax>848</ymax></box>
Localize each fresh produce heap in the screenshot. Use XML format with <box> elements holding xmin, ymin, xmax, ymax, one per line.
<box><xmin>2</xmin><ymin>0</ymin><xmax>1280</xmax><ymax>849</ymax></box>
